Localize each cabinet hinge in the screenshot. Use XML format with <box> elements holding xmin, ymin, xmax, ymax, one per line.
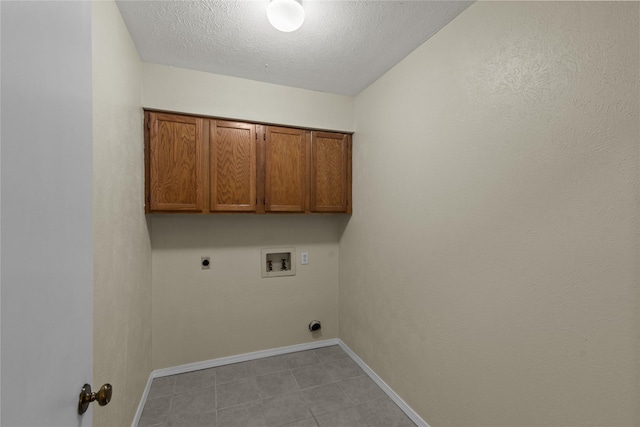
<box><xmin>147</xmin><ymin>121</ymin><xmax>151</xmax><ymax>130</ymax></box>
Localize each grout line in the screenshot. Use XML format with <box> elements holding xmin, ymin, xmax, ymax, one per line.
<box><xmin>133</xmin><ymin>339</ymin><xmax>427</xmax><ymax>427</ymax></box>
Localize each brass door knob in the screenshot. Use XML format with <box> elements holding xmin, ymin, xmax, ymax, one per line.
<box><xmin>78</xmin><ymin>383</ymin><xmax>112</xmax><ymax>415</ymax></box>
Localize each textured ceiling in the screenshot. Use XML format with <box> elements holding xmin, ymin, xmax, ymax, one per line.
<box><xmin>116</xmin><ymin>0</ymin><xmax>472</xmax><ymax>96</ymax></box>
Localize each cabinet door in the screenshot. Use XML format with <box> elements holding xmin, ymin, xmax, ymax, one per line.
<box><xmin>311</xmin><ymin>132</ymin><xmax>351</xmax><ymax>213</ymax></box>
<box><xmin>149</xmin><ymin>112</ymin><xmax>204</xmax><ymax>212</ymax></box>
<box><xmin>210</xmin><ymin>120</ymin><xmax>257</xmax><ymax>212</ymax></box>
<box><xmin>264</xmin><ymin>126</ymin><xmax>308</xmax><ymax>212</ymax></box>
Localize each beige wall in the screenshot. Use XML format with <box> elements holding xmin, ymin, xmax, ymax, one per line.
<box><xmin>142</xmin><ymin>63</ymin><xmax>355</xmax><ymax>132</ymax></box>
<box><xmin>144</xmin><ymin>60</ymin><xmax>353</xmax><ymax>370</ymax></box>
<box><xmin>93</xmin><ymin>2</ymin><xmax>152</xmax><ymax>426</ymax></box>
<box><xmin>341</xmin><ymin>2</ymin><xmax>639</xmax><ymax>426</ymax></box>
<box><xmin>151</xmin><ymin>215</ymin><xmax>342</xmax><ymax>369</ymax></box>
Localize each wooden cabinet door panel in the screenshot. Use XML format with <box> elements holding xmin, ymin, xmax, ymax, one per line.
<box><xmin>149</xmin><ymin>113</ymin><xmax>203</xmax><ymax>211</ymax></box>
<box><xmin>210</xmin><ymin>120</ymin><xmax>257</xmax><ymax>212</ymax></box>
<box><xmin>264</xmin><ymin>126</ymin><xmax>307</xmax><ymax>212</ymax></box>
<box><xmin>311</xmin><ymin>132</ymin><xmax>349</xmax><ymax>212</ymax></box>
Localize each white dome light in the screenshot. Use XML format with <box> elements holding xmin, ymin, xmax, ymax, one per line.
<box><xmin>267</xmin><ymin>0</ymin><xmax>305</xmax><ymax>33</ymax></box>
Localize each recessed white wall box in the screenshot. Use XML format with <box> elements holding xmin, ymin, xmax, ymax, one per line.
<box><xmin>262</xmin><ymin>247</ymin><xmax>296</xmax><ymax>278</ymax></box>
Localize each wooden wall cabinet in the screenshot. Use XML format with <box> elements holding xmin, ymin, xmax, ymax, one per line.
<box><xmin>210</xmin><ymin>120</ymin><xmax>257</xmax><ymax>212</ymax></box>
<box><xmin>311</xmin><ymin>131</ymin><xmax>351</xmax><ymax>213</ymax></box>
<box><xmin>145</xmin><ymin>111</ymin><xmax>351</xmax><ymax>214</ymax></box>
<box><xmin>147</xmin><ymin>112</ymin><xmax>204</xmax><ymax>212</ymax></box>
<box><xmin>264</xmin><ymin>126</ymin><xmax>309</xmax><ymax>213</ymax></box>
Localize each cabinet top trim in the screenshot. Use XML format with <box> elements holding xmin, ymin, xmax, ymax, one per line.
<box><xmin>143</xmin><ymin>108</ymin><xmax>354</xmax><ymax>136</ymax></box>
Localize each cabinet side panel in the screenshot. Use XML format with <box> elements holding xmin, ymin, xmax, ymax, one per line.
<box><xmin>346</xmin><ymin>134</ymin><xmax>352</xmax><ymax>214</ymax></box>
<box><xmin>145</xmin><ymin>111</ymin><xmax>151</xmax><ymax>213</ymax></box>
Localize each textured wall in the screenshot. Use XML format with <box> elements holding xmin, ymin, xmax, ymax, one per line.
<box><xmin>92</xmin><ymin>2</ymin><xmax>152</xmax><ymax>426</ymax></box>
<box><xmin>142</xmin><ymin>62</ymin><xmax>354</xmax><ymax>132</ymax></box>
<box><xmin>341</xmin><ymin>2</ymin><xmax>639</xmax><ymax>426</ymax></box>
<box><xmin>143</xmin><ymin>61</ymin><xmax>352</xmax><ymax>370</ymax></box>
<box><xmin>151</xmin><ymin>215</ymin><xmax>342</xmax><ymax>369</ymax></box>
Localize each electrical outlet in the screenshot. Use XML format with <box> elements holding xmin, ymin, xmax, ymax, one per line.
<box><xmin>301</xmin><ymin>252</ymin><xmax>308</xmax><ymax>265</ymax></box>
<box><xmin>201</xmin><ymin>256</ymin><xmax>210</xmax><ymax>270</ymax></box>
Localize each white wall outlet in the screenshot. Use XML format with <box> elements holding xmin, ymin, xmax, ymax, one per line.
<box><xmin>301</xmin><ymin>252</ymin><xmax>308</xmax><ymax>265</ymax></box>
<box><xmin>201</xmin><ymin>256</ymin><xmax>211</xmax><ymax>270</ymax></box>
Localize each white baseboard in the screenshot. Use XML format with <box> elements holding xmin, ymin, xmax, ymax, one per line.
<box><xmin>132</xmin><ymin>338</ymin><xmax>428</xmax><ymax>427</ymax></box>
<box><xmin>153</xmin><ymin>338</ymin><xmax>340</xmax><ymax>379</ymax></box>
<box><xmin>337</xmin><ymin>341</ymin><xmax>430</xmax><ymax>427</ymax></box>
<box><xmin>132</xmin><ymin>371</ymin><xmax>154</xmax><ymax>427</ymax></box>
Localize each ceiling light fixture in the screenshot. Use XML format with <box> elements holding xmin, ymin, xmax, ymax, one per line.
<box><xmin>267</xmin><ymin>0</ymin><xmax>305</xmax><ymax>33</ymax></box>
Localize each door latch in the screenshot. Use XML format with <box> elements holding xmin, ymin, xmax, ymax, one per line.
<box><xmin>78</xmin><ymin>383</ymin><xmax>112</xmax><ymax>415</ymax></box>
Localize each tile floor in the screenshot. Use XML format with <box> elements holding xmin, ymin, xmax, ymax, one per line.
<box><xmin>138</xmin><ymin>345</ymin><xmax>417</xmax><ymax>427</ymax></box>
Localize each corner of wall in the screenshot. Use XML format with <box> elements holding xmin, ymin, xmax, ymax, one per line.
<box><xmin>92</xmin><ymin>1</ymin><xmax>152</xmax><ymax>426</ymax></box>
<box><xmin>344</xmin><ymin>2</ymin><xmax>640</xmax><ymax>425</ymax></box>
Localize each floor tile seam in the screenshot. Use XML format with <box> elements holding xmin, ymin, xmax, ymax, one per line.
<box><xmin>146</xmin><ymin>391</ymin><xmax>173</xmax><ymax>401</ymax></box>
<box><xmin>309</xmin><ymin>412</ymin><xmax>320</xmax><ymax>427</ymax></box>
<box><xmin>291</xmin><ymin>361</ymin><xmax>330</xmax><ymax>373</ymax></box>
<box><xmin>145</xmin><ymin>385</ymin><xmax>217</xmax><ymax>422</ymax></box>
<box><xmin>171</xmin><ymin>382</ymin><xmax>216</xmax><ymax>397</ymax></box>
<box><xmin>257</xmin><ymin>383</ymin><xmax>302</xmax><ymax>400</ymax></box>
<box><xmin>261</xmin><ymin>389</ymin><xmax>306</xmax><ymax>402</ymax></box>
<box><xmin>169</xmin><ymin>392</ymin><xmax>217</xmax><ymax>414</ymax></box>
<box><xmin>142</xmin><ymin>348</ymin><xmax>400</xmax><ymax>426</ymax></box>
<box><xmin>260</xmin><ymin>389</ymin><xmax>312</xmax><ymax>421</ymax></box>
<box><xmin>217</xmin><ymin>392</ymin><xmax>311</xmax><ymax>426</ymax></box>
<box><xmin>297</xmin><ymin>385</ymin><xmax>338</xmax><ymax>418</ymax></box>
<box><xmin>217</xmin><ymin>371</ymin><xmax>301</xmax><ymax>402</ymax></box>
<box><xmin>296</xmin><ymin>376</ymin><xmax>340</xmax><ymax>392</ymax></box>
<box><xmin>272</xmin><ymin>413</ymin><xmax>315</xmax><ymax>427</ymax></box>
<box><xmin>285</xmin><ymin>366</ymin><xmax>302</xmax><ymax>394</ymax></box>
<box><xmin>217</xmin><ymin>387</ymin><xmax>307</xmax><ymax>412</ymax></box>
<box><xmin>334</xmin><ymin>379</ymin><xmax>359</xmax><ymax>407</ymax></box>
<box><xmin>312</xmin><ymin>401</ymin><xmax>363</xmax><ymax>419</ymax></box>
<box><xmin>215</xmin><ymin>395</ymin><xmax>254</xmax><ymax>412</ymax></box>
<box><xmin>315</xmin><ymin>358</ymin><xmax>340</xmax><ymax>384</ymax></box>
<box><xmin>169</xmin><ymin>389</ymin><xmax>216</xmax><ymax>414</ymax></box>
<box><xmin>296</xmin><ymin>381</ymin><xmax>335</xmax><ymax>394</ymax></box>
<box><xmin>348</xmin><ymin>400</ymin><xmax>377</xmax><ymax>427</ymax></box>
<box><xmin>215</xmin><ymin>397</ymin><xmax>261</xmax><ymax>412</ymax></box>
<box><xmin>285</xmin><ymin>361</ymin><xmax>317</xmax><ymax>371</ymax></box>
<box><xmin>165</xmin><ymin>409</ymin><xmax>217</xmax><ymax>424</ymax></box>
<box><xmin>252</xmin><ymin>366</ymin><xmax>297</xmax><ymax>382</ymax></box>
<box><xmin>323</xmin><ymin>360</ymin><xmax>350</xmax><ymax>383</ymax></box>
<box><xmin>256</xmin><ymin>365</ymin><xmax>292</xmax><ymax>377</ymax></box>
<box><xmin>163</xmin><ymin>394</ymin><xmax>175</xmax><ymax>422</ymax></box>
<box><xmin>214</xmin><ymin>372</ymin><xmax>256</xmax><ymax>386</ymax></box>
